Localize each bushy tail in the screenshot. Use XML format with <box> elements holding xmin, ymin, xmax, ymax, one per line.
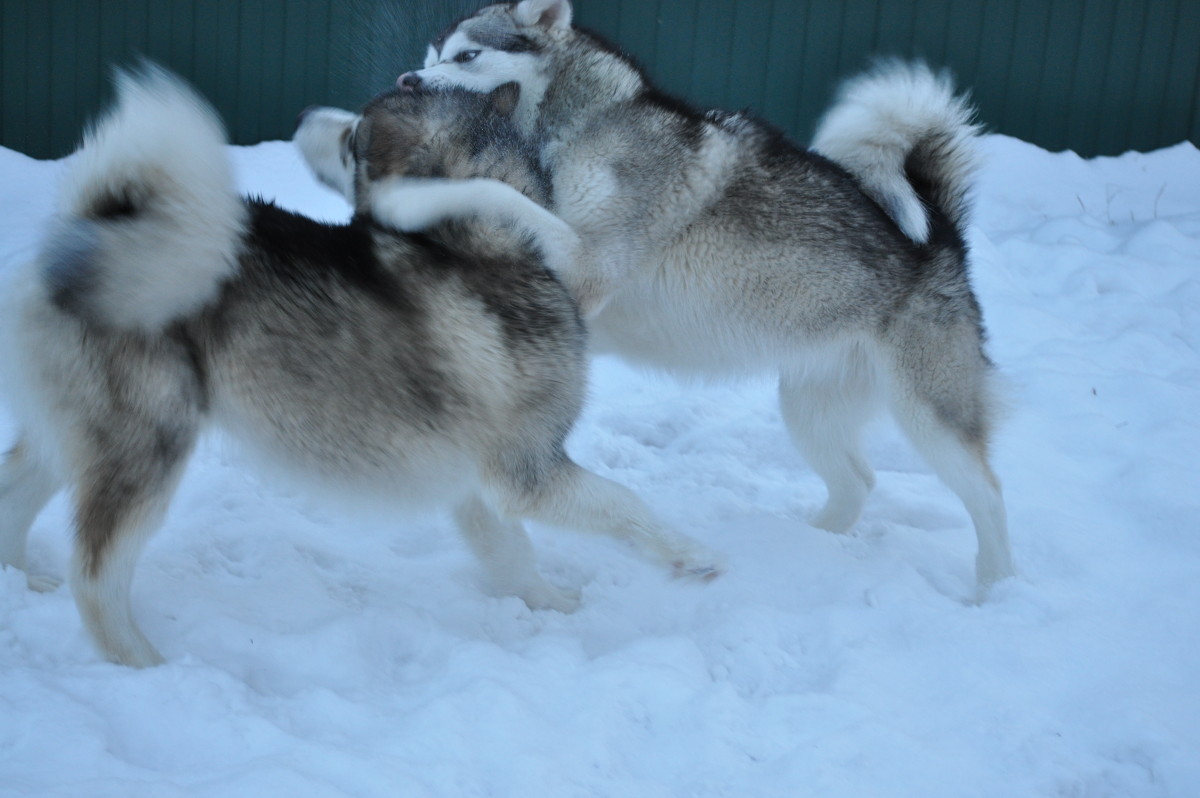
<box><xmin>42</xmin><ymin>64</ymin><xmax>244</xmax><ymax>331</ymax></box>
<box><xmin>812</xmin><ymin>61</ymin><xmax>980</xmax><ymax>245</ymax></box>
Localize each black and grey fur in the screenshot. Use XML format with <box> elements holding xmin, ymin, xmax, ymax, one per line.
<box><xmin>393</xmin><ymin>0</ymin><xmax>1015</xmax><ymax>589</ymax></box>
<box><xmin>0</xmin><ymin>66</ymin><xmax>720</xmax><ymax>667</ymax></box>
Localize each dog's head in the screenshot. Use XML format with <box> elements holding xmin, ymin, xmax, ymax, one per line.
<box><xmin>394</xmin><ymin>0</ymin><xmax>573</xmax><ymax>127</ymax></box>
<box><xmin>294</xmin><ymin>82</ymin><xmax>545</xmax><ymax>214</ymax></box>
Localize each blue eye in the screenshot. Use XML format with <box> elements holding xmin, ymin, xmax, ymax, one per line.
<box><xmin>454</xmin><ymin>50</ymin><xmax>481</xmax><ymax>64</ymax></box>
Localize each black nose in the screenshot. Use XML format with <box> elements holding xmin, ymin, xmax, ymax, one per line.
<box><xmin>397</xmin><ymin>72</ymin><xmax>422</xmax><ymax>90</ymax></box>
<box><xmin>295</xmin><ymin>105</ymin><xmax>319</xmax><ymax>129</ymax></box>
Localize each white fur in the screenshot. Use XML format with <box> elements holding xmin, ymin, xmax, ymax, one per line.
<box><xmin>292</xmin><ymin>107</ymin><xmax>358</xmax><ymax>202</ymax></box>
<box><xmin>812</xmin><ymin>61</ymin><xmax>979</xmax><ymax>244</ymax></box>
<box><xmin>453</xmin><ymin>495</ymin><xmax>580</xmax><ymax>613</ymax></box>
<box><xmin>418</xmin><ymin>32</ymin><xmax>552</xmax><ymax>132</ymax></box>
<box><xmin>0</xmin><ymin>439</ymin><xmax>60</xmax><ymax>590</ymax></box>
<box><xmin>370</xmin><ymin>177</ymin><xmax>599</xmax><ymax>313</ymax></box>
<box><xmin>55</xmin><ymin>65</ymin><xmax>244</xmax><ymax>331</ymax></box>
<box><xmin>513</xmin><ymin>0</ymin><xmax>572</xmax><ymax>29</ymax></box>
<box><xmin>70</xmin><ymin>481</ymin><xmax>183</xmax><ymax>668</ymax></box>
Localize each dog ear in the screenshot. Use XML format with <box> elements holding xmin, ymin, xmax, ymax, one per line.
<box><xmin>488</xmin><ymin>82</ymin><xmax>522</xmax><ymax>118</ymax></box>
<box><xmin>513</xmin><ymin>0</ymin><xmax>572</xmax><ymax>30</ymax></box>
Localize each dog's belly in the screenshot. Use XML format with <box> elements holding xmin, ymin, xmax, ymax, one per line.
<box><xmin>590</xmin><ymin>286</ymin><xmax>782</xmax><ymax>376</ymax></box>
<box><xmin>585</xmin><ymin>228</ymin><xmax>896</xmax><ymax>377</ymax></box>
<box><xmin>586</xmin><ymin>245</ymin><xmax>815</xmax><ymax>375</ymax></box>
<box><xmin>208</xmin><ymin>384</ymin><xmax>485</xmax><ymax>507</ymax></box>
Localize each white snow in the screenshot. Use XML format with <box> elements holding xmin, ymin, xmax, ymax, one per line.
<box><xmin>1</xmin><ymin>132</ymin><xmax>1199</xmax><ymax>797</ymax></box>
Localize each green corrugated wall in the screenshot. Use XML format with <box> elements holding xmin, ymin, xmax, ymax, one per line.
<box><xmin>577</xmin><ymin>0</ymin><xmax>1200</xmax><ymax>158</ymax></box>
<box><xmin>2</xmin><ymin>0</ymin><xmax>1198</xmax><ymax>160</ymax></box>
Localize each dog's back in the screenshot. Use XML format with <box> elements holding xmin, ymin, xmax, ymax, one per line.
<box><xmin>202</xmin><ymin>201</ymin><xmax>587</xmax><ymax>495</ymax></box>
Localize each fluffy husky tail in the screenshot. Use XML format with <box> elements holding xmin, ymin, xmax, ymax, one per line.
<box><xmin>812</xmin><ymin>61</ymin><xmax>980</xmax><ymax>245</ymax></box>
<box><xmin>42</xmin><ymin>65</ymin><xmax>244</xmax><ymax>332</ymax></box>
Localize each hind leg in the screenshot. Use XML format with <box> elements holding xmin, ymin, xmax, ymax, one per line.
<box><xmin>489</xmin><ymin>454</ymin><xmax>723</xmax><ymax>579</ymax></box>
<box><xmin>453</xmin><ymin>494</ymin><xmax>579</xmax><ymax>613</ymax></box>
<box><xmin>885</xmin><ymin>334</ymin><xmax>1014</xmax><ymax>589</ymax></box>
<box><xmin>69</xmin><ymin>417</ymin><xmax>197</xmax><ymax>667</ymax></box>
<box><xmin>779</xmin><ymin>346</ymin><xmax>881</xmax><ymax>533</ymax></box>
<box><xmin>0</xmin><ymin>436</ymin><xmax>63</xmax><ymax>590</ymax></box>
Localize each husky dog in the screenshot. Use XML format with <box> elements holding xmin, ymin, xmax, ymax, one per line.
<box><xmin>392</xmin><ymin>0</ymin><xmax>1015</xmax><ymax>589</ymax></box>
<box><xmin>0</xmin><ymin>66</ymin><xmax>721</xmax><ymax>667</ymax></box>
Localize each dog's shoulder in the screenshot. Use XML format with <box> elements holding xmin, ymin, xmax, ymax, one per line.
<box><xmin>241</xmin><ymin>200</ymin><xmax>409</xmax><ymax>300</ymax></box>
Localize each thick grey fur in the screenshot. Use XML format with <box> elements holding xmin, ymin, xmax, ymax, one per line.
<box><xmin>0</xmin><ymin>69</ymin><xmax>720</xmax><ymax>667</ymax></box>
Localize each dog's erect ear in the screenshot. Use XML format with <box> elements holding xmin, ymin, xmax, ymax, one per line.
<box><xmin>489</xmin><ymin>82</ymin><xmax>522</xmax><ymax>118</ymax></box>
<box><xmin>513</xmin><ymin>0</ymin><xmax>572</xmax><ymax>30</ymax></box>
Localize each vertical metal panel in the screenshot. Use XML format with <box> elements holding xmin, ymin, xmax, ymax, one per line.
<box><xmin>0</xmin><ymin>0</ymin><xmax>1197</xmax><ymax>159</ymax></box>
<box><xmin>0</xmin><ymin>0</ymin><xmax>417</xmax><ymax>159</ymax></box>
<box><xmin>1165</xmin><ymin>1</ymin><xmax>1200</xmax><ymax>146</ymax></box>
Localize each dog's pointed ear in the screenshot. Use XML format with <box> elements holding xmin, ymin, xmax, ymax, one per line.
<box><xmin>489</xmin><ymin>82</ymin><xmax>522</xmax><ymax>118</ymax></box>
<box><xmin>513</xmin><ymin>0</ymin><xmax>572</xmax><ymax>30</ymax></box>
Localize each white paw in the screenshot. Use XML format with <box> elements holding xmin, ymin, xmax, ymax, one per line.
<box><xmin>112</xmin><ymin>646</ymin><xmax>166</xmax><ymax>669</ymax></box>
<box><xmin>975</xmin><ymin>551</ymin><xmax>1016</xmax><ymax>592</ymax></box>
<box><xmin>518</xmin><ymin>581</ymin><xmax>581</xmax><ymax>614</ymax></box>
<box><xmin>27</xmin><ymin>572</ymin><xmax>62</xmax><ymax>593</ymax></box>
<box><xmin>810</xmin><ymin>503</ymin><xmax>859</xmax><ymax>534</ymax></box>
<box><xmin>99</xmin><ymin>631</ymin><xmax>167</xmax><ymax>669</ymax></box>
<box><xmin>669</xmin><ymin>544</ymin><xmax>726</xmax><ymax>582</ymax></box>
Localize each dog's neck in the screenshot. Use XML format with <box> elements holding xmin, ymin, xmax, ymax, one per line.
<box><xmin>533</xmin><ymin>33</ymin><xmax>644</xmax><ymax>139</ymax></box>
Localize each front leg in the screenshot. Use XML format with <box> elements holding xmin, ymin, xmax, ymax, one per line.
<box><xmin>369</xmin><ymin>177</ymin><xmax>613</xmax><ymax>317</ymax></box>
<box><xmin>453</xmin><ymin>494</ymin><xmax>580</xmax><ymax>613</ymax></box>
<box><xmin>0</xmin><ymin>436</ymin><xmax>62</xmax><ymax>591</ymax></box>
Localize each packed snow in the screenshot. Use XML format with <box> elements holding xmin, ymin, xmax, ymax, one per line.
<box><xmin>0</xmin><ymin>129</ymin><xmax>1198</xmax><ymax>797</ymax></box>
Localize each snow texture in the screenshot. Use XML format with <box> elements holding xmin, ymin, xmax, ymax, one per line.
<box><xmin>1</xmin><ymin>134</ymin><xmax>1198</xmax><ymax>797</ymax></box>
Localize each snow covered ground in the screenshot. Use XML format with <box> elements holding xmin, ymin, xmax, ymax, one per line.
<box><xmin>0</xmin><ymin>131</ymin><xmax>1197</xmax><ymax>797</ymax></box>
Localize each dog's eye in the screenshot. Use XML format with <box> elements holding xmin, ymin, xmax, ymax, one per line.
<box><xmin>454</xmin><ymin>50</ymin><xmax>481</xmax><ymax>64</ymax></box>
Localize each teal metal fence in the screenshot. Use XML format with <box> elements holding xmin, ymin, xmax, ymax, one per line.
<box><xmin>1</xmin><ymin>0</ymin><xmax>1197</xmax><ymax>159</ymax></box>
<box><xmin>578</xmin><ymin>0</ymin><xmax>1200</xmax><ymax>158</ymax></box>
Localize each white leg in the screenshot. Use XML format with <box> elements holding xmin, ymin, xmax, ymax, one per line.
<box><xmin>897</xmin><ymin>413</ymin><xmax>1013</xmax><ymax>588</ymax></box>
<box><xmin>70</xmin><ymin>421</ymin><xmax>196</xmax><ymax>667</ymax></box>
<box><xmin>371</xmin><ymin>177</ymin><xmax>577</xmax><ymax>265</ymax></box>
<box><xmin>72</xmin><ymin>517</ymin><xmax>167</xmax><ymax>668</ymax></box>
<box><xmin>501</xmin><ymin>460</ymin><xmax>724</xmax><ymax>579</ymax></box>
<box><xmin>0</xmin><ymin>438</ymin><xmax>62</xmax><ymax>590</ymax></box>
<box><xmin>453</xmin><ymin>494</ymin><xmax>579</xmax><ymax>613</ymax></box>
<box><xmin>888</xmin><ymin>386</ymin><xmax>1014</xmax><ymax>589</ymax></box>
<box><xmin>779</xmin><ymin>351</ymin><xmax>880</xmax><ymax>533</ymax></box>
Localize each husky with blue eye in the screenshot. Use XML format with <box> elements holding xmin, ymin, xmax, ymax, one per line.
<box><xmin>390</xmin><ymin>0</ymin><xmax>1015</xmax><ymax>590</ymax></box>
<box><xmin>0</xmin><ymin>66</ymin><xmax>722</xmax><ymax>667</ymax></box>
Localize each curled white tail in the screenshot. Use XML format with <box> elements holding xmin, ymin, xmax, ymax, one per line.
<box><xmin>43</xmin><ymin>64</ymin><xmax>244</xmax><ymax>331</ymax></box>
<box><xmin>812</xmin><ymin>61</ymin><xmax>980</xmax><ymax>244</ymax></box>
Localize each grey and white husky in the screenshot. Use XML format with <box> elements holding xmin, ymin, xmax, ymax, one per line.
<box><xmin>0</xmin><ymin>67</ymin><xmax>720</xmax><ymax>667</ymax></box>
<box><xmin>392</xmin><ymin>0</ymin><xmax>1015</xmax><ymax>589</ymax></box>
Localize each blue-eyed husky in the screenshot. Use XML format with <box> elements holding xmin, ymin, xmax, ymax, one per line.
<box><xmin>391</xmin><ymin>0</ymin><xmax>1015</xmax><ymax>589</ymax></box>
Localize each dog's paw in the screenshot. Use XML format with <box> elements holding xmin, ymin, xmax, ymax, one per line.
<box><xmin>809</xmin><ymin>504</ymin><xmax>860</xmax><ymax>534</ymax></box>
<box><xmin>669</xmin><ymin>545</ymin><xmax>725</xmax><ymax>582</ymax></box>
<box><xmin>519</xmin><ymin>582</ymin><xmax>581</xmax><ymax>614</ymax></box>
<box><xmin>673</xmin><ymin>562</ymin><xmax>723</xmax><ymax>581</ymax></box>
<box><xmin>27</xmin><ymin>572</ymin><xmax>63</xmax><ymax>592</ymax></box>
<box><xmin>975</xmin><ymin>551</ymin><xmax>1017</xmax><ymax>596</ymax></box>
